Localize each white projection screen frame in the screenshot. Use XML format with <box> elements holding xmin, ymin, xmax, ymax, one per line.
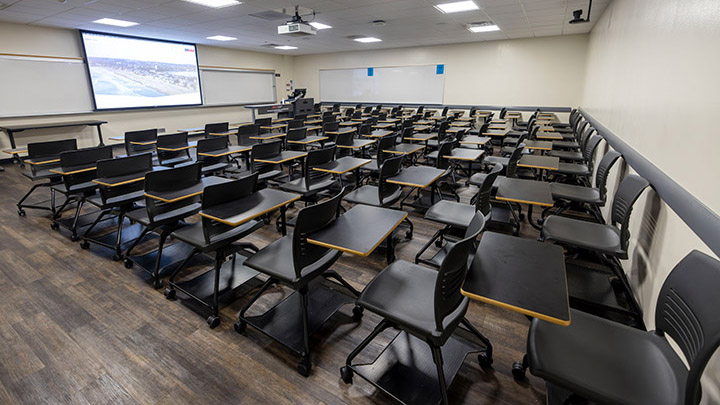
<box><xmin>319</xmin><ymin>65</ymin><xmax>445</xmax><ymax>104</ymax></box>
<box><xmin>80</xmin><ymin>30</ymin><xmax>203</xmax><ymax>110</ymax></box>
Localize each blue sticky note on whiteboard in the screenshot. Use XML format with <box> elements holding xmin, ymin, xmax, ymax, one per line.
<box><xmin>436</xmin><ymin>64</ymin><xmax>444</xmax><ymax>74</ymax></box>
<box><xmin>368</xmin><ymin>67</ymin><xmax>374</xmax><ymax>76</ymax></box>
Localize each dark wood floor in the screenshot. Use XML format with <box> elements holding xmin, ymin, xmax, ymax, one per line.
<box><xmin>0</xmin><ymin>159</ymin><xmax>547</xmax><ymax>404</ymax></box>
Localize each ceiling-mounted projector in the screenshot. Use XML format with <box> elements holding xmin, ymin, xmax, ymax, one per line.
<box><xmin>278</xmin><ymin>22</ymin><xmax>317</xmax><ymax>36</ymax></box>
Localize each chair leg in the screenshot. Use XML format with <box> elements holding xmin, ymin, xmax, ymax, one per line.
<box><xmin>461</xmin><ymin>317</ymin><xmax>493</xmax><ymax>362</ymax></box>
<box><xmin>112</xmin><ymin>212</ymin><xmax>126</xmax><ymax>260</ymax></box>
<box><xmin>165</xmin><ymin>248</ymin><xmax>201</xmax><ymax>295</ymax></box>
<box><xmin>124</xmin><ymin>227</ymin><xmax>150</xmax><ymax>259</ymax></box>
<box><xmin>344</xmin><ymin>320</ymin><xmax>392</xmax><ymax>367</ymax></box>
<box><xmin>53</xmin><ymin>194</ymin><xmax>74</xmax><ymax>220</ymax></box>
<box><xmin>82</xmin><ymin>209</ymin><xmax>108</xmax><ymax>238</ymax></box>
<box><xmin>323</xmin><ymin>270</ymin><xmax>361</xmax><ymax>297</ymax></box>
<box><xmin>207</xmin><ymin>248</ymin><xmax>223</xmax><ymax>328</ymax></box>
<box><xmin>151</xmin><ymin>231</ymin><xmax>170</xmax><ymax>289</ymax></box>
<box><xmin>415</xmin><ymin>227</ymin><xmax>446</xmax><ymax>264</ymax></box>
<box><xmin>298</xmin><ymin>286</ymin><xmax>312</xmax><ymax>376</ymax></box>
<box><xmin>16</xmin><ymin>183</ymin><xmax>43</xmax><ymax>213</ymax></box>
<box><xmin>238</xmin><ymin>277</ymin><xmax>277</xmax><ymax>320</ymax></box>
<box><xmin>430</xmin><ymin>344</ymin><xmax>450</xmax><ymax>405</ymax></box>
<box><xmin>69</xmin><ymin>198</ymin><xmax>86</xmax><ymax>240</ymax></box>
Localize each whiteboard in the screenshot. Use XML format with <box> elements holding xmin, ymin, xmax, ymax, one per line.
<box><xmin>200</xmin><ymin>68</ymin><xmax>276</xmax><ymax>106</ymax></box>
<box><xmin>319</xmin><ymin>65</ymin><xmax>445</xmax><ymax>104</ymax></box>
<box><xmin>0</xmin><ymin>57</ymin><xmax>94</xmax><ymax>117</ymax></box>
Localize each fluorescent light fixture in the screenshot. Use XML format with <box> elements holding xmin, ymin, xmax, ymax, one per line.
<box><xmin>468</xmin><ymin>24</ymin><xmax>500</xmax><ymax>33</ymax></box>
<box><xmin>309</xmin><ymin>22</ymin><xmax>332</xmax><ymax>30</ymax></box>
<box><xmin>207</xmin><ymin>35</ymin><xmax>237</xmax><ymax>41</ymax></box>
<box><xmin>274</xmin><ymin>45</ymin><xmax>298</xmax><ymax>50</ymax></box>
<box><xmin>354</xmin><ymin>37</ymin><xmax>382</xmax><ymax>43</ymax></box>
<box><xmin>182</xmin><ymin>0</ymin><xmax>241</xmax><ymax>8</ymax></box>
<box><xmin>93</xmin><ymin>18</ymin><xmax>139</xmax><ymax>27</ymax></box>
<box><xmin>434</xmin><ymin>1</ymin><xmax>479</xmax><ymax>14</ymax></box>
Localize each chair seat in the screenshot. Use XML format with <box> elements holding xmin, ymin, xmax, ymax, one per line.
<box><xmin>550</xmin><ymin>183</ymin><xmax>602</xmax><ymax>204</ymax></box>
<box><xmin>542</xmin><ymin>215</ymin><xmax>624</xmax><ymax>257</ymax></box>
<box><xmin>547</xmin><ymin>150</ymin><xmax>584</xmax><ymax>161</ymax></box>
<box><xmin>483</xmin><ymin>156</ymin><xmax>509</xmax><ymax>166</ymax></box>
<box><xmin>51</xmin><ymin>181</ymin><xmax>98</xmax><ymax>195</ymax></box>
<box><xmin>343</xmin><ymin>185</ymin><xmax>402</xmax><ymax>207</ymax></box>
<box><xmin>468</xmin><ymin>173</ymin><xmax>504</xmax><ymax>193</ymax></box>
<box><xmin>171</xmin><ymin>218</ymin><xmax>263</xmax><ymax>253</ymax></box>
<box><xmin>88</xmin><ymin>190</ymin><xmax>145</xmax><ymax>209</ymax></box>
<box><xmin>556</xmin><ymin>162</ymin><xmax>590</xmax><ymax>177</ymax></box>
<box><xmin>279</xmin><ymin>177</ymin><xmax>336</xmax><ymax>196</ymax></box>
<box><xmin>425</xmin><ymin>150</ymin><xmax>439</xmax><ymax>160</ymax></box>
<box><xmin>22</xmin><ymin>169</ymin><xmax>62</xmax><ymax>181</ymax></box>
<box><xmin>360</xmin><ymin>160</ymin><xmax>379</xmax><ymax>173</ymax></box>
<box><xmin>528</xmin><ymin>309</ymin><xmax>686</xmax><ymax>405</ymax></box>
<box><xmin>126</xmin><ymin>203</ymin><xmax>201</xmax><ymax>227</ymax></box>
<box><xmin>357</xmin><ymin>260</ymin><xmax>468</xmax><ymax>342</ymax></box>
<box><xmin>424</xmin><ymin>200</ymin><xmax>476</xmax><ymax>228</ymax></box>
<box><xmin>244</xmin><ymin>234</ymin><xmax>342</xmax><ymax>288</ymax></box>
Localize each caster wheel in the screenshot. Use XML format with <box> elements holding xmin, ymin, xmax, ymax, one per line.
<box><xmin>512</xmin><ymin>362</ymin><xmax>526</xmax><ymax>381</ymax></box>
<box><xmin>340</xmin><ymin>366</ymin><xmax>353</xmax><ymax>384</ymax></box>
<box><xmin>51</xmin><ymin>222</ymin><xmax>59</xmax><ymax>230</ymax></box>
<box><xmin>17</xmin><ymin>209</ymin><xmax>26</xmax><ymax>217</ymax></box>
<box><xmin>435</xmin><ymin>239</ymin><xmax>443</xmax><ymax>247</ymax></box>
<box><xmin>70</xmin><ymin>234</ymin><xmax>80</xmax><ymax>242</ymax></box>
<box><xmin>233</xmin><ymin>321</ymin><xmax>246</xmax><ymax>334</ymax></box>
<box><xmin>289</xmin><ymin>202</ymin><xmax>295</xmax><ymax>209</ymax></box>
<box><xmin>153</xmin><ymin>279</ymin><xmax>163</xmax><ymax>289</ymax></box>
<box><xmin>112</xmin><ymin>253</ymin><xmax>122</xmax><ymax>261</ymax></box>
<box><xmin>263</xmin><ymin>216</ymin><xmax>271</xmax><ymax>225</ymax></box>
<box><xmin>352</xmin><ymin>306</ymin><xmax>364</xmax><ymax>321</ymax></box>
<box><xmin>124</xmin><ymin>259</ymin><xmax>133</xmax><ymax>269</ymax></box>
<box><xmin>406</xmin><ymin>231</ymin><xmax>413</xmax><ymax>240</ymax></box>
<box><xmin>164</xmin><ymin>288</ymin><xmax>176</xmax><ymax>300</ymax></box>
<box><xmin>478</xmin><ymin>351</ymin><xmax>493</xmax><ymax>367</ymax></box>
<box><xmin>206</xmin><ymin>315</ymin><xmax>220</xmax><ymax>329</ymax></box>
<box><xmin>276</xmin><ymin>222</ymin><xmax>282</xmax><ymax>232</ymax></box>
<box><xmin>80</xmin><ymin>240</ymin><xmax>90</xmax><ymax>250</ymax></box>
<box><xmin>297</xmin><ymin>360</ymin><xmax>311</xmax><ymax>377</ymax></box>
<box><xmin>519</xmin><ymin>214</ymin><xmax>526</xmax><ymax>221</ymax></box>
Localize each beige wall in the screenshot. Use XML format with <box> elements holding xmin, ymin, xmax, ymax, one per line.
<box><xmin>0</xmin><ymin>22</ymin><xmax>293</xmax><ymax>149</ymax></box>
<box><xmin>293</xmin><ymin>35</ymin><xmax>588</xmax><ymax>108</ymax></box>
<box><xmin>581</xmin><ymin>0</ymin><xmax>720</xmax><ymax>402</ymax></box>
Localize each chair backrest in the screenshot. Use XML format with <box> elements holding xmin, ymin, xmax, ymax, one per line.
<box><xmin>237</xmin><ymin>124</ymin><xmax>259</xmax><ymax>146</ymax></box>
<box><xmin>157</xmin><ymin>132</ymin><xmax>188</xmax><ymax>149</ymax></box>
<box><xmin>344</xmin><ymin>108</ymin><xmax>354</xmax><ymax>118</ymax></box>
<box><xmin>468</xmin><ymin>107</ymin><xmax>477</xmax><ymax>117</ymax></box>
<box><xmin>378</xmin><ymin>112</ymin><xmax>387</xmax><ymax>120</ymax></box>
<box><xmin>378</xmin><ymin>154</ymin><xmax>403</xmax><ymax>205</ymax></box>
<box><xmin>654</xmin><ymin>250</ymin><xmax>720</xmax><ymax>405</ymax></box>
<box><xmin>477</xmin><ymin>122</ymin><xmax>490</xmax><ymax>135</ymax></box>
<box><xmin>527</xmin><ymin>125</ymin><xmax>540</xmax><ymax>140</ymax></box>
<box><xmin>204</xmin><ymin>122</ymin><xmax>229</xmax><ymax>138</ymax></box>
<box><xmin>363</xmin><ymin>106</ymin><xmax>372</xmax><ymax>114</ymax></box>
<box><xmin>437</xmin><ymin>121</ymin><xmax>450</xmax><ymax>140</ymax></box>
<box><xmin>59</xmin><ymin>146</ymin><xmax>114</xmax><ymax>189</ymax></box>
<box><xmin>402</xmin><ymin>119</ymin><xmax>415</xmax><ymax>129</ymax></box>
<box><xmin>359</xmin><ymin>123</ymin><xmax>373</xmax><ymax>136</ymax></box>
<box><xmin>499</xmin><ymin>108</ymin><xmax>507</xmax><ymax>119</ymax></box>
<box><xmin>594</xmin><ymin>150</ymin><xmax>622</xmax><ymax>202</ymax></box>
<box><xmin>144</xmin><ymin>162</ymin><xmax>202</xmax><ymax>223</ymax></box>
<box><xmin>352</xmin><ymin>111</ymin><xmax>362</xmax><ymax>119</ymax></box>
<box><xmin>250</xmin><ymin>140</ymin><xmax>282</xmax><ymax>175</ymax></box>
<box><xmin>435</xmin><ymin>140</ymin><xmax>454</xmax><ymax>169</ymax></box>
<box><xmin>304</xmin><ymin>146</ymin><xmax>335</xmax><ymax>187</ymax></box>
<box><xmin>610</xmin><ymin>174</ymin><xmax>649</xmax><ymax>254</ymax></box>
<box><xmin>441</xmin><ymin>106</ymin><xmax>449</xmax><ymax>116</ymax></box>
<box><xmin>255</xmin><ymin>117</ymin><xmax>272</xmax><ymax>130</ymax></box>
<box><xmin>332</xmin><ymin>103</ymin><xmax>341</xmax><ymax>112</ymax></box>
<box><xmin>322</xmin><ymin>115</ymin><xmax>335</xmax><ymax>124</ymax></box>
<box><xmin>96</xmin><ymin>153</ymin><xmax>152</xmax><ymax>204</ymax></box>
<box><xmin>417</xmin><ymin>105</ymin><xmax>424</xmax><ymax>114</ymax></box>
<box><xmin>433</xmin><ymin>222</ymin><xmax>483</xmax><ymax>332</ymax></box>
<box><xmin>28</xmin><ymin>139</ymin><xmax>77</xmax><ymax>159</ymax></box>
<box><xmin>505</xmin><ymin>143</ymin><xmax>526</xmax><ymax>178</ymax></box>
<box><xmin>201</xmin><ymin>172</ymin><xmax>259</xmax><ymax>244</ymax></box>
<box><xmin>289</xmin><ymin>119</ymin><xmax>305</xmax><ymax>129</ymax></box>
<box><xmin>583</xmin><ymin>134</ymin><xmax>604</xmax><ymax>164</ymax></box>
<box><xmin>400</xmin><ymin>127</ymin><xmax>414</xmax><ymax>142</ymax></box>
<box><xmin>125</xmin><ymin>129</ymin><xmax>157</xmax><ymax>156</ymax></box>
<box><xmin>575</xmin><ymin>120</ymin><xmax>589</xmax><ymax>139</ymax></box>
<box><xmin>313</xmin><ymin>103</ymin><xmax>322</xmax><ymax>112</ymax></box>
<box><xmin>196</xmin><ymin>137</ymin><xmax>229</xmax><ymax>170</ymax></box>
<box><xmin>324</xmin><ymin>121</ymin><xmax>339</xmax><ymax>133</ymax></box>
<box><xmin>526</xmin><ymin>117</ymin><xmax>536</xmax><ymax>129</ymax></box>
<box><xmin>286</xmin><ymin>127</ymin><xmax>307</xmax><ymax>142</ymax></box>
<box><xmin>475</xmin><ymin>163</ymin><xmax>503</xmax><ymax>219</ymax></box>
<box><xmin>292</xmin><ymin>189</ymin><xmax>344</xmax><ymax>277</ymax></box>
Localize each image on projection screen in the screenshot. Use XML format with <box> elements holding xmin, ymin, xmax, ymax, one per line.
<box><xmin>81</xmin><ymin>31</ymin><xmax>202</xmax><ymax>110</ymax></box>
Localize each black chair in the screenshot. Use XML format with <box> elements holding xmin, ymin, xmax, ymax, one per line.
<box><xmin>424</xmin><ymin>121</ymin><xmax>451</xmax><ymax>152</ymax></box>
<box><xmin>51</xmin><ymin>146</ymin><xmax>114</xmax><ymax>241</ymax></box>
<box><xmin>255</xmin><ymin>117</ymin><xmax>272</xmax><ymax>134</ymax></box>
<box><xmin>156</xmin><ymin>132</ymin><xmax>193</xmax><ymax>167</ymax></box>
<box><xmin>123</xmin><ymin>163</ymin><xmax>203</xmax><ymax>288</ymax></box>
<box><xmin>79</xmin><ymin>153</ymin><xmax>150</xmax><ymax>260</ymax></box>
<box><xmin>340</xmin><ymin>219</ymin><xmax>491</xmax><ymax>405</ymax></box>
<box><xmin>549</xmin><ymin>134</ymin><xmax>604</xmax><ymax>186</ymax></box>
<box><xmin>17</xmin><ymin>139</ymin><xmax>77</xmax><ymax>216</ymax></box>
<box><xmin>288</xmin><ymin>118</ymin><xmax>305</xmax><ymax>130</ymax></box>
<box><xmin>417</xmin><ymin>164</ymin><xmax>502</xmax><ymax>267</ymax></box>
<box><xmin>547</xmin><ymin>125</ymin><xmax>594</xmax><ymax>161</ymax></box>
<box><xmin>524</xmin><ymin>250</ymin><xmax>720</xmax><ymax>405</ymax></box>
<box><xmin>236</xmin><ymin>189</ymin><xmax>362</xmax><ymax>376</ymax></box>
<box><xmin>286</xmin><ymin>127</ymin><xmax>310</xmax><ymax>151</ymax></box>
<box><xmin>246</xmin><ymin>140</ymin><xmax>286</xmax><ymax>186</ymax></box>
<box><xmin>344</xmin><ymin>154</ymin><xmax>413</xmax><ymax>238</ymax></box>
<box><xmin>124</xmin><ymin>129</ymin><xmax>157</xmax><ymax>157</ymax></box>
<box><xmin>545</xmin><ymin>150</ymin><xmax>622</xmax><ymax>223</ymax></box>
<box><xmin>236</xmin><ymin>124</ymin><xmax>259</xmax><ymax>146</ymax></box>
<box><xmin>196</xmin><ymin>137</ymin><xmax>234</xmax><ymax>176</ymax></box>
<box><xmin>279</xmin><ymin>146</ymin><xmax>337</xmax><ymax>203</ymax></box>
<box><xmin>164</xmin><ymin>173</ymin><xmax>263</xmax><ymax>328</ymax></box>
<box><xmin>204</xmin><ymin>122</ymin><xmax>229</xmax><ymax>138</ymax></box>
<box><xmin>359</xmin><ymin>135</ymin><xmax>397</xmax><ymax>180</ymax></box>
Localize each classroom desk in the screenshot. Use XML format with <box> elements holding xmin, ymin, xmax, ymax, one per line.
<box><xmin>337</xmin><ymin>139</ymin><xmax>375</xmax><ymax>154</ymax></box>
<box><xmin>313</xmin><ymin>156</ymin><xmax>371</xmax><ymax>188</ymax></box>
<box><xmin>496</xmin><ymin>177</ymin><xmax>553</xmax><ymax>231</ymax></box>
<box><xmin>325</xmin><ymin>128</ymin><xmax>356</xmax><ymax>136</ymax></box>
<box><xmin>0</xmin><ymin>120</ymin><xmax>107</xmax><ymax>154</ymax></box>
<box><xmin>378</xmin><ymin>118</ymin><xmax>400</xmax><ymax>124</ymax></box>
<box><xmin>483</xmin><ymin>129</ymin><xmax>510</xmax><ymax>137</ymax></box>
<box><xmin>260</xmin><ymin>124</ymin><xmax>287</xmax><ymax>132</ymax></box>
<box><xmin>144</xmin><ymin>176</ymin><xmax>230</xmax><ymax>203</ymax></box>
<box><xmin>387</xmin><ymin>166</ymin><xmax>446</xmax><ymax>211</ymax></box>
<box><xmin>449</xmin><ymin>121</ymin><xmax>470</xmax><ymax>127</ymax></box>
<box><xmin>25</xmin><ymin>157</ymin><xmax>60</xmax><ymax>165</ymax></box>
<box><xmin>197</xmin><ymin>145</ymin><xmax>252</xmax><ymax>158</ymax></box>
<box><xmin>536</xmin><ymin>131</ymin><xmax>563</xmax><ymax>140</ymax></box>
<box><xmin>157</xmin><ymin>144</ymin><xmax>195</xmax><ymax>152</ymax></box>
<box><xmin>444</xmin><ymin>148</ymin><xmax>484</xmax><ymax>182</ymax></box>
<box><xmin>462</xmin><ymin>231</ymin><xmax>569</xmax><ymax>325</ymax></box>
<box><xmin>254</xmin><ymin>150</ymin><xmax>307</xmax><ymax>165</ymax></box>
<box><xmin>383</xmin><ymin>143</ymin><xmax>424</xmax><ymax>156</ymax></box>
<box><xmin>339</xmin><ymin>121</ymin><xmax>361</xmax><ymax>127</ymax></box>
<box><xmin>415</xmin><ymin>120</ymin><xmax>433</xmax><ymax>125</ymax></box>
<box><xmin>307</xmin><ymin>204</ymin><xmax>407</xmax><ymax>263</ymax></box>
<box><xmin>446</xmin><ymin>127</ymin><xmax>468</xmax><ymax>134</ymax></box>
<box><xmin>199</xmin><ymin>188</ymin><xmax>300</xmax><ymax>236</ymax></box>
<box><xmin>413</xmin><ymin>125</ymin><xmax>432</xmax><ymax>132</ymax></box>
<box><xmin>362</xmin><ymin>130</ymin><xmax>393</xmax><ymax>138</ymax></box>
<box><xmin>93</xmin><ymin>172</ymin><xmax>146</xmax><ymax>187</ymax></box>
<box><xmin>518</xmin><ymin>155</ymin><xmax>560</xmax><ymax>170</ymax></box>
<box><xmin>286</xmin><ymin>135</ymin><xmax>328</xmax><ymax>147</ymax></box>
<box><xmin>372</xmin><ymin>123</ymin><xmax>394</xmax><ymax>130</ymax></box>
<box><xmin>249</xmin><ymin>132</ymin><xmax>286</xmax><ymax>142</ymax></box>
<box><xmin>523</xmin><ymin>140</ymin><xmax>553</xmax><ymax>151</ymax></box>
<box><xmin>404</xmin><ymin>132</ymin><xmax>437</xmax><ymax>142</ymax></box>
<box><xmin>49</xmin><ymin>163</ymin><xmax>96</xmax><ymax>176</ymax></box>
<box><xmin>459</xmin><ymin>135</ymin><xmax>491</xmax><ymax>146</ymax></box>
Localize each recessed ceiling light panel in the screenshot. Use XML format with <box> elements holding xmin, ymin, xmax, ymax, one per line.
<box><xmin>354</xmin><ymin>37</ymin><xmax>382</xmax><ymax>43</ymax></box>
<box><xmin>434</xmin><ymin>1</ymin><xmax>479</xmax><ymax>14</ymax></box>
<box><xmin>309</xmin><ymin>22</ymin><xmax>332</xmax><ymax>30</ymax></box>
<box><xmin>207</xmin><ymin>35</ymin><xmax>237</xmax><ymax>41</ymax></box>
<box><xmin>274</xmin><ymin>45</ymin><xmax>298</xmax><ymax>50</ymax></box>
<box><xmin>93</xmin><ymin>18</ymin><xmax>139</xmax><ymax>27</ymax></box>
<box><xmin>467</xmin><ymin>21</ymin><xmax>500</xmax><ymax>33</ymax></box>
<box><xmin>182</xmin><ymin>0</ymin><xmax>241</xmax><ymax>9</ymax></box>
